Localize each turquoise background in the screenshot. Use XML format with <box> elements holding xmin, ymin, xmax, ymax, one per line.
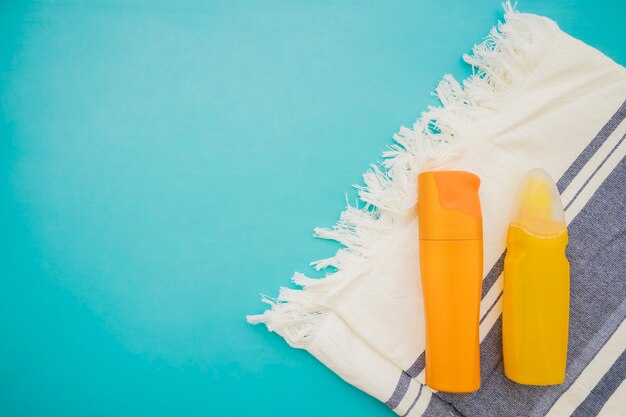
<box><xmin>1</xmin><ymin>1</ymin><xmax>624</xmax><ymax>416</ymax></box>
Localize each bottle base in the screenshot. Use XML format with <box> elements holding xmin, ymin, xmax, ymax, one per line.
<box><xmin>425</xmin><ymin>380</ymin><xmax>481</xmax><ymax>393</ymax></box>
<box><xmin>505</xmin><ymin>375</ymin><xmax>565</xmax><ymax>386</ymax></box>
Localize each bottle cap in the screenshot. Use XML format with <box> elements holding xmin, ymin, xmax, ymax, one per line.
<box><xmin>418</xmin><ymin>171</ymin><xmax>482</xmax><ymax>240</ymax></box>
<box><xmin>510</xmin><ymin>168</ymin><xmax>566</xmax><ymax>236</ymax></box>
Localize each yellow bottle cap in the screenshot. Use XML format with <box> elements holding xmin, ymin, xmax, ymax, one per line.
<box><xmin>510</xmin><ymin>168</ymin><xmax>566</xmax><ymax>237</ymax></box>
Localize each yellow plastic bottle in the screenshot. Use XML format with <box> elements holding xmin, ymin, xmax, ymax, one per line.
<box><xmin>503</xmin><ymin>168</ymin><xmax>570</xmax><ymax>385</ymax></box>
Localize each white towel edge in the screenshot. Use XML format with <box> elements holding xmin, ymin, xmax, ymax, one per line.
<box><xmin>246</xmin><ymin>1</ymin><xmax>559</xmax><ymax>351</ymax></box>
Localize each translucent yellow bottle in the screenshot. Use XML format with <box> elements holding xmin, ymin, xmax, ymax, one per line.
<box><xmin>503</xmin><ymin>168</ymin><xmax>570</xmax><ymax>385</ymax></box>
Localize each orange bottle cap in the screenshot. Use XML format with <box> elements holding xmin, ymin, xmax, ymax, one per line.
<box><xmin>418</xmin><ymin>171</ymin><xmax>482</xmax><ymax>240</ymax></box>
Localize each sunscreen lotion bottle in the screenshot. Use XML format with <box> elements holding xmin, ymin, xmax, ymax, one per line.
<box><xmin>418</xmin><ymin>171</ymin><xmax>483</xmax><ymax>393</ymax></box>
<box><xmin>503</xmin><ymin>168</ymin><xmax>570</xmax><ymax>385</ymax></box>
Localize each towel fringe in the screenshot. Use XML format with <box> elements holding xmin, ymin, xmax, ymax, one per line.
<box><xmin>247</xmin><ymin>2</ymin><xmax>558</xmax><ymax>349</ymax></box>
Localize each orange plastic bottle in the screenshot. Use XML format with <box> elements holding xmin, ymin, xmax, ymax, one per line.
<box><xmin>418</xmin><ymin>171</ymin><xmax>483</xmax><ymax>393</ymax></box>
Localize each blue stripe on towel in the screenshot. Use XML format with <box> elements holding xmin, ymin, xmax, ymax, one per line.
<box><xmin>570</xmin><ymin>348</ymin><xmax>626</xmax><ymax>417</ymax></box>
<box><xmin>401</xmin><ymin>384</ymin><xmax>423</xmax><ymax>417</ymax></box>
<box><xmin>564</xmin><ymin>133</ymin><xmax>626</xmax><ymax>211</ymax></box>
<box><xmin>386</xmin><ymin>371</ymin><xmax>412</xmax><ymax>409</ymax></box>
<box><xmin>406</xmin><ymin>353</ymin><xmax>425</xmax><ymax>378</ymax></box>
<box><xmin>557</xmin><ymin>99</ymin><xmax>626</xmax><ymax>193</ymax></box>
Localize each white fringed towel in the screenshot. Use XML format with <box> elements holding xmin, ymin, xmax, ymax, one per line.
<box><xmin>248</xmin><ymin>4</ymin><xmax>626</xmax><ymax>417</ymax></box>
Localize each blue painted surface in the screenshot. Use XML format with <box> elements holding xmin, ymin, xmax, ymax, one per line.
<box><xmin>0</xmin><ymin>1</ymin><xmax>623</xmax><ymax>416</ymax></box>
